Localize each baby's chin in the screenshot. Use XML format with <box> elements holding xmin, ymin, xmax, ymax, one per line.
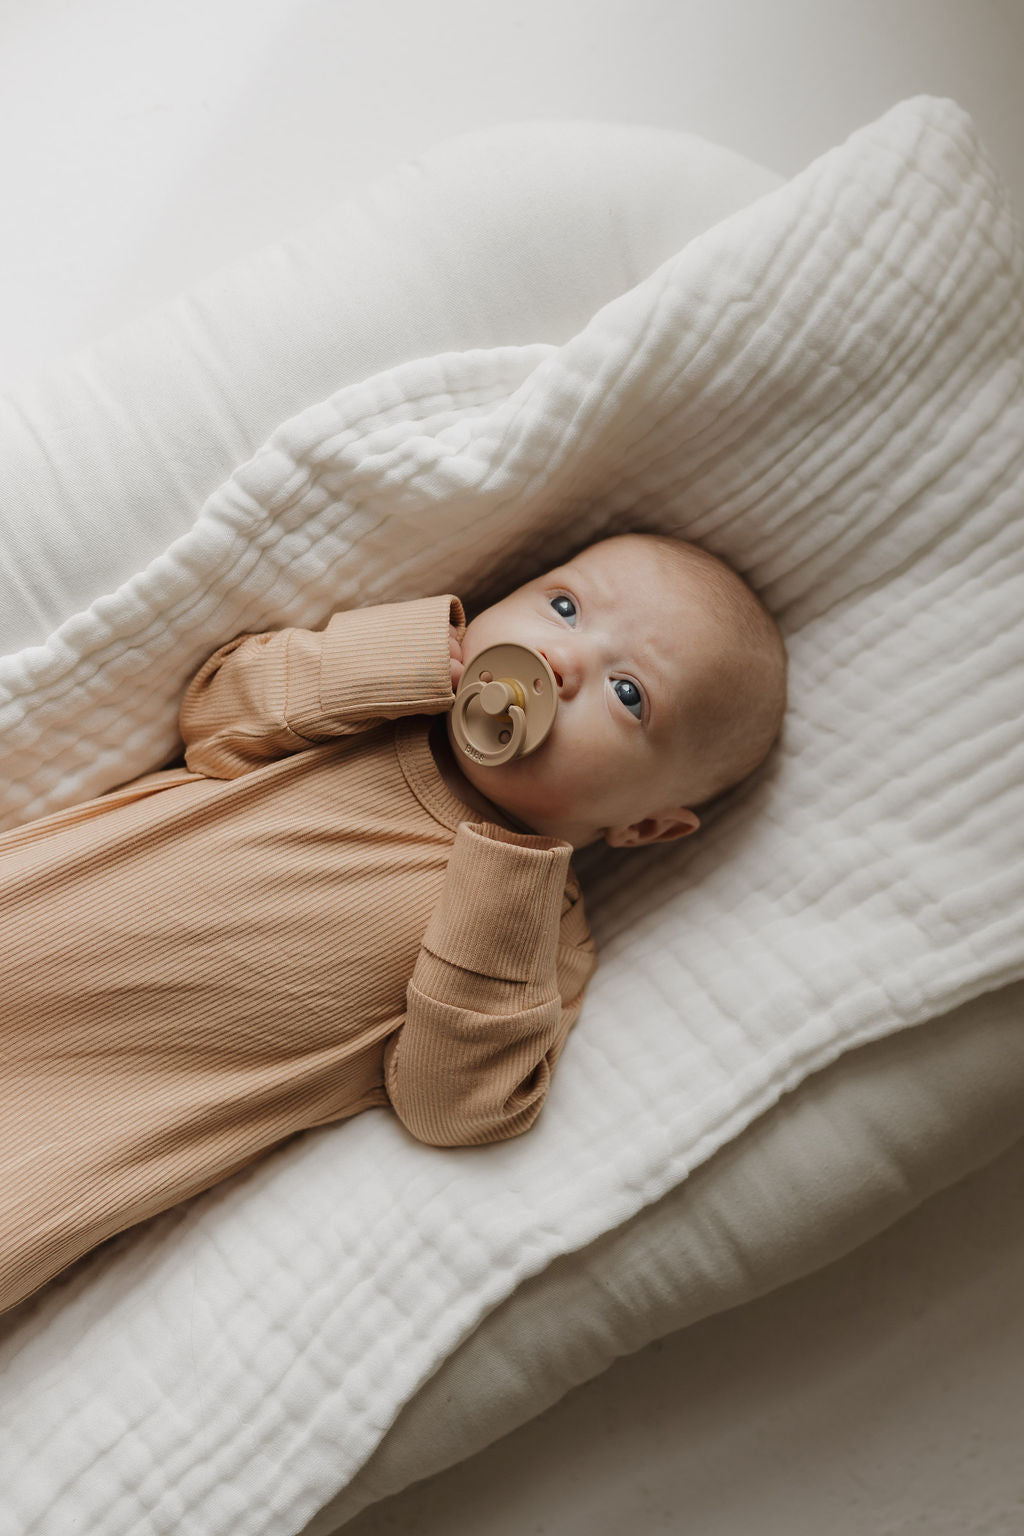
<box><xmin>445</xmin><ymin>712</ymin><xmax>603</xmax><ymax>844</ymax></box>
<box><xmin>472</xmin><ymin>765</ymin><xmax>584</xmax><ymax>841</ymax></box>
<box><xmin>473</xmin><ymin>746</ymin><xmax>558</xmax><ymax>810</ymax></box>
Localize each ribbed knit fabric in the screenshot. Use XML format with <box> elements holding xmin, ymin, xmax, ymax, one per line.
<box><xmin>0</xmin><ymin>594</ymin><xmax>596</xmax><ymax>1316</ymax></box>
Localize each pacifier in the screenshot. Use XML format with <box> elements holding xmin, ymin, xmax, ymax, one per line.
<box><xmin>450</xmin><ymin>643</ymin><xmax>559</xmax><ymax>766</ymax></box>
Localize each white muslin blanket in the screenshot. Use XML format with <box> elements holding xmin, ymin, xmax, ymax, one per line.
<box><xmin>1</xmin><ymin>96</ymin><xmax>1022</xmax><ymax>1536</ymax></box>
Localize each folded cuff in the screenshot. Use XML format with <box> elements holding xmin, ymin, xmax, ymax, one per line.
<box><xmin>421</xmin><ymin>821</ymin><xmax>573</xmax><ymax>984</ymax></box>
<box><xmin>310</xmin><ymin>593</ymin><xmax>465</xmax><ymax>726</ymax></box>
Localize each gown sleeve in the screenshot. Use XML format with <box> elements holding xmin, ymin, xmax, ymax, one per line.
<box><xmin>383</xmin><ymin>821</ymin><xmax>598</xmax><ymax>1148</ymax></box>
<box><xmin>178</xmin><ymin>593</ymin><xmax>464</xmax><ymax>778</ymax></box>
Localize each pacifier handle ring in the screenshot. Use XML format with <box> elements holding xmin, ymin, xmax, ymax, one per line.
<box><xmin>454</xmin><ymin>680</ymin><xmax>528</xmax><ymax>765</ymax></box>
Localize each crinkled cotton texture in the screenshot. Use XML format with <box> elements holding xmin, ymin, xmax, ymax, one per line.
<box><xmin>0</xmin><ymin>96</ymin><xmax>1022</xmax><ymax>1536</ymax></box>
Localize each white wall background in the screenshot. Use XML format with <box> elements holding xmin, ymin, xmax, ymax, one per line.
<box><xmin>2</xmin><ymin>0</ymin><xmax>1023</xmax><ymax>386</ymax></box>
<box><xmin>2</xmin><ymin>3</ymin><xmax>1022</xmax><ymax>1530</ymax></box>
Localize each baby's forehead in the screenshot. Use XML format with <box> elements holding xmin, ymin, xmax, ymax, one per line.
<box><xmin>564</xmin><ymin>539</ymin><xmax>707</xmax><ymax>609</ymax></box>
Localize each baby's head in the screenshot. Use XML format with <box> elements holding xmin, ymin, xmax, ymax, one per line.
<box><xmin>451</xmin><ymin>531</ymin><xmax>788</xmax><ymax>850</ymax></box>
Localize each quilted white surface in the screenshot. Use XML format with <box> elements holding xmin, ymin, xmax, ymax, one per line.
<box><xmin>1</xmin><ymin>95</ymin><xmax>1022</xmax><ymax>1536</ymax></box>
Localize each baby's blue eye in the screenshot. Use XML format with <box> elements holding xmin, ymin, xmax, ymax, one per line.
<box><xmin>549</xmin><ymin>594</ymin><xmax>644</xmax><ymax>721</ymax></box>
<box><xmin>612</xmin><ymin>679</ymin><xmax>644</xmax><ymax>720</ymax></box>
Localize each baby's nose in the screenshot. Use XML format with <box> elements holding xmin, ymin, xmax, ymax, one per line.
<box><xmin>540</xmin><ymin>650</ymin><xmax>562</xmax><ymax>685</ymax></box>
<box><xmin>538</xmin><ymin>648</ymin><xmax>577</xmax><ymax>698</ymax></box>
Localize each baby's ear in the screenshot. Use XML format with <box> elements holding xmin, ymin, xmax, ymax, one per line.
<box><xmin>606</xmin><ymin>809</ymin><xmax>700</xmax><ymax>847</ymax></box>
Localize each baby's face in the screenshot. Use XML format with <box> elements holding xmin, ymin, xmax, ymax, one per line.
<box><xmin>448</xmin><ymin>537</ymin><xmax>714</xmax><ymax>849</ymax></box>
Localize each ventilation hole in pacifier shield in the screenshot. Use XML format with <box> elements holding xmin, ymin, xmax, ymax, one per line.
<box><xmin>532</xmin><ymin>677</ymin><xmax>544</xmax><ymax>693</ymax></box>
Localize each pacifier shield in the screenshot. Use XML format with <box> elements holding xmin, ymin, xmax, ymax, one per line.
<box><xmin>451</xmin><ymin>643</ymin><xmax>559</xmax><ymax>766</ymax></box>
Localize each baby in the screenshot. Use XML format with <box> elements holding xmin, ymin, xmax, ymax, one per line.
<box><xmin>0</xmin><ymin>529</ymin><xmax>785</xmax><ymax>1317</ymax></box>
<box><xmin>433</xmin><ymin>530</ymin><xmax>787</xmax><ymax>849</ymax></box>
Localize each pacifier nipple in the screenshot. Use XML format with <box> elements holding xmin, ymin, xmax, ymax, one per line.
<box><xmin>450</xmin><ymin>642</ymin><xmax>559</xmax><ymax>767</ymax></box>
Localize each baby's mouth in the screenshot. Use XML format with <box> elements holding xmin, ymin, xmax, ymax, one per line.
<box><xmin>537</xmin><ymin>649</ymin><xmax>562</xmax><ymax>687</ymax></box>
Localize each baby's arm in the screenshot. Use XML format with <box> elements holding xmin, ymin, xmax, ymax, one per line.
<box><xmin>179</xmin><ymin>594</ymin><xmax>464</xmax><ymax>777</ymax></box>
<box><xmin>383</xmin><ymin>821</ymin><xmax>594</xmax><ymax>1147</ymax></box>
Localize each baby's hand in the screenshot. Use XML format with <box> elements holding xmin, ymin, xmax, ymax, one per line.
<box><xmin>449</xmin><ymin>624</ymin><xmax>464</xmax><ymax>693</ymax></box>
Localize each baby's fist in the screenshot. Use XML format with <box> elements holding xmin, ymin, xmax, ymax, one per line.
<box><xmin>449</xmin><ymin>623</ymin><xmax>464</xmax><ymax>692</ymax></box>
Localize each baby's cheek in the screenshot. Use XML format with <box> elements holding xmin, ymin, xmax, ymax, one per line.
<box><xmin>516</xmin><ymin>754</ymin><xmax>591</xmax><ymax>816</ymax></box>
